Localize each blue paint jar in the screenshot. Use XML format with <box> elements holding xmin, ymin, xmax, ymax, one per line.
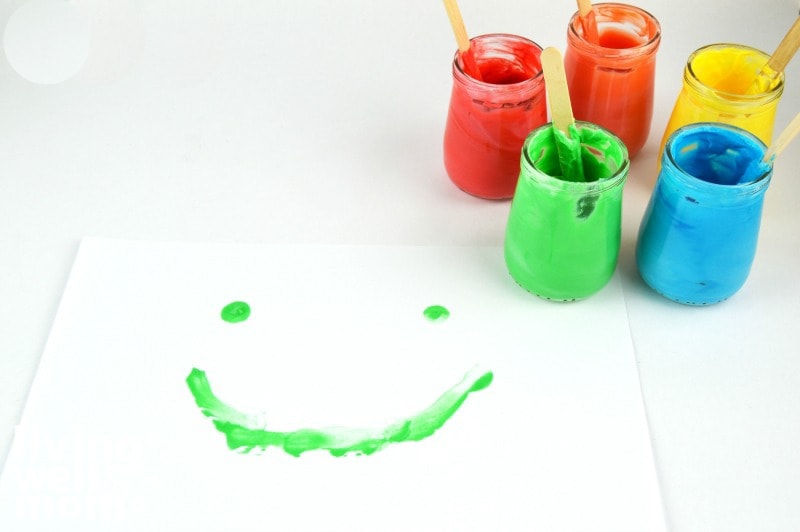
<box><xmin>636</xmin><ymin>123</ymin><xmax>772</xmax><ymax>305</ymax></box>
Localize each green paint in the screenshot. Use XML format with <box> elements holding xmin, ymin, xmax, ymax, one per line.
<box><xmin>553</xmin><ymin>122</ymin><xmax>586</xmax><ymax>182</ymax></box>
<box><xmin>505</xmin><ymin>123</ymin><xmax>629</xmax><ymax>300</ymax></box>
<box><xmin>423</xmin><ymin>305</ymin><xmax>450</xmax><ymax>322</ymax></box>
<box><xmin>221</xmin><ymin>301</ymin><xmax>250</xmax><ymax>323</ymax></box>
<box><xmin>186</xmin><ymin>367</ymin><xmax>492</xmax><ymax>457</ymax></box>
<box><xmin>531</xmin><ymin>123</ymin><xmax>626</xmax><ymax>183</ymax></box>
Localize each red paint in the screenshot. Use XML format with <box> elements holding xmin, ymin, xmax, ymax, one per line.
<box><xmin>477</xmin><ymin>59</ymin><xmax>533</xmax><ymax>85</ymax></box>
<box><xmin>443</xmin><ymin>34</ymin><xmax>546</xmax><ymax>199</ymax></box>
<box><xmin>563</xmin><ymin>5</ymin><xmax>661</xmax><ymax>159</ymax></box>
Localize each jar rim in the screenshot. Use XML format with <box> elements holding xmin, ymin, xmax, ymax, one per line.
<box><xmin>664</xmin><ymin>122</ymin><xmax>772</xmax><ymax>191</ymax></box>
<box><xmin>451</xmin><ymin>33</ymin><xmax>545</xmax><ymax>88</ymax></box>
<box><xmin>521</xmin><ymin>121</ymin><xmax>630</xmax><ymax>191</ymax></box>
<box><xmin>685</xmin><ymin>43</ymin><xmax>785</xmax><ymax>103</ymax></box>
<box><xmin>567</xmin><ymin>2</ymin><xmax>661</xmax><ymax>57</ymax></box>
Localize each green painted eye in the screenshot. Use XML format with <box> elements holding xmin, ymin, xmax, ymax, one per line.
<box><xmin>220</xmin><ymin>301</ymin><xmax>250</xmax><ymax>323</ymax></box>
<box><xmin>423</xmin><ymin>305</ymin><xmax>450</xmax><ymax>322</ymax></box>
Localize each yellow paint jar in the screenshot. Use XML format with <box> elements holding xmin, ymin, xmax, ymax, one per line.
<box><xmin>660</xmin><ymin>43</ymin><xmax>784</xmax><ymax>156</ymax></box>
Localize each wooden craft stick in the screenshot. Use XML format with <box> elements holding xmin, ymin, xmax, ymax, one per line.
<box><xmin>542</xmin><ymin>47</ymin><xmax>575</xmax><ymax>137</ymax></box>
<box><xmin>763</xmin><ymin>109</ymin><xmax>800</xmax><ymax>162</ymax></box>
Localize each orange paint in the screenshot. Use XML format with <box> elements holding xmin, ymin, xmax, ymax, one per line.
<box><xmin>598</xmin><ymin>27</ymin><xmax>642</xmax><ymax>49</ymax></box>
<box><xmin>564</xmin><ymin>3</ymin><xmax>661</xmax><ymax>159</ymax></box>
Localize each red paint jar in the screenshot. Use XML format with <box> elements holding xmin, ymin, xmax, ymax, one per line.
<box><xmin>443</xmin><ymin>34</ymin><xmax>546</xmax><ymax>199</ymax></box>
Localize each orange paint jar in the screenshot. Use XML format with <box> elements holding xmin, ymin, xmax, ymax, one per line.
<box><xmin>564</xmin><ymin>3</ymin><xmax>661</xmax><ymax>158</ymax></box>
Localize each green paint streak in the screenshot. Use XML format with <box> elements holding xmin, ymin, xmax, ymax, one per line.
<box><xmin>423</xmin><ymin>305</ymin><xmax>450</xmax><ymax>322</ymax></box>
<box><xmin>186</xmin><ymin>367</ymin><xmax>492</xmax><ymax>457</ymax></box>
<box><xmin>221</xmin><ymin>301</ymin><xmax>250</xmax><ymax>323</ymax></box>
<box><xmin>553</xmin><ymin>123</ymin><xmax>586</xmax><ymax>182</ymax></box>
<box><xmin>529</xmin><ymin>123</ymin><xmax>626</xmax><ymax>183</ymax></box>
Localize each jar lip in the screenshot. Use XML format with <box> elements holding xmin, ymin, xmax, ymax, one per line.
<box><xmin>452</xmin><ymin>33</ymin><xmax>545</xmax><ymax>88</ymax></box>
<box><xmin>521</xmin><ymin>120</ymin><xmax>630</xmax><ymax>191</ymax></box>
<box><xmin>685</xmin><ymin>43</ymin><xmax>785</xmax><ymax>102</ymax></box>
<box><xmin>664</xmin><ymin>122</ymin><xmax>773</xmax><ymax>190</ymax></box>
<box><xmin>567</xmin><ymin>2</ymin><xmax>661</xmax><ymax>56</ymax></box>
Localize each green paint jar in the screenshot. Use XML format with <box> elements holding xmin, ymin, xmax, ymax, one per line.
<box><xmin>504</xmin><ymin>121</ymin><xmax>629</xmax><ymax>301</ymax></box>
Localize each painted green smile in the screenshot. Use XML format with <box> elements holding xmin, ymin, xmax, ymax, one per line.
<box><xmin>186</xmin><ymin>366</ymin><xmax>493</xmax><ymax>457</ymax></box>
<box><xmin>187</xmin><ymin>301</ymin><xmax>492</xmax><ymax>457</ymax></box>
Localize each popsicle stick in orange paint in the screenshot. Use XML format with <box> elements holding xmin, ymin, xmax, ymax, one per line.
<box><xmin>577</xmin><ymin>0</ymin><xmax>599</xmax><ymax>44</ymax></box>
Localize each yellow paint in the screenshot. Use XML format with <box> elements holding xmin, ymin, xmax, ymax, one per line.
<box><xmin>660</xmin><ymin>44</ymin><xmax>784</xmax><ymax>157</ymax></box>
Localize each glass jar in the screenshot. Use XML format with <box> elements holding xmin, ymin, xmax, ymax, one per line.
<box><xmin>659</xmin><ymin>43</ymin><xmax>784</xmax><ymax>157</ymax></box>
<box><xmin>637</xmin><ymin>123</ymin><xmax>772</xmax><ymax>305</ymax></box>
<box><xmin>564</xmin><ymin>3</ymin><xmax>661</xmax><ymax>159</ymax></box>
<box><xmin>504</xmin><ymin>121</ymin><xmax>629</xmax><ymax>301</ymax></box>
<box><xmin>443</xmin><ymin>34</ymin><xmax>546</xmax><ymax>200</ymax></box>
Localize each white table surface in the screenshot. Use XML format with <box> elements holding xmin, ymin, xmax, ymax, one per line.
<box><xmin>1</xmin><ymin>0</ymin><xmax>799</xmax><ymax>530</ymax></box>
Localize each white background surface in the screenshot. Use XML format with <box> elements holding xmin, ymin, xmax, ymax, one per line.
<box><xmin>0</xmin><ymin>240</ymin><xmax>665</xmax><ymax>531</ymax></box>
<box><xmin>1</xmin><ymin>0</ymin><xmax>799</xmax><ymax>530</ymax></box>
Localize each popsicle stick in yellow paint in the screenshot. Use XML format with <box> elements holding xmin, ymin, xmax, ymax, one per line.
<box><xmin>748</xmin><ymin>16</ymin><xmax>800</xmax><ymax>93</ymax></box>
<box><xmin>763</xmin><ymin>109</ymin><xmax>800</xmax><ymax>163</ymax></box>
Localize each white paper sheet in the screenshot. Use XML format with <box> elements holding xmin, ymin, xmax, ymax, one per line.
<box><xmin>0</xmin><ymin>238</ymin><xmax>665</xmax><ymax>531</ymax></box>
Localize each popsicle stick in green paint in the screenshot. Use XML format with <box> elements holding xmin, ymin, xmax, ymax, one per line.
<box><xmin>542</xmin><ymin>47</ymin><xmax>586</xmax><ymax>182</ymax></box>
<box><xmin>186</xmin><ymin>366</ymin><xmax>493</xmax><ymax>457</ymax></box>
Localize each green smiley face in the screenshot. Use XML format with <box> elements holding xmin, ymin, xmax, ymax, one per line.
<box><xmin>186</xmin><ymin>301</ymin><xmax>493</xmax><ymax>458</ymax></box>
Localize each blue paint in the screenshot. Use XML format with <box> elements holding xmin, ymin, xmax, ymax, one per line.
<box><xmin>636</xmin><ymin>123</ymin><xmax>772</xmax><ymax>305</ymax></box>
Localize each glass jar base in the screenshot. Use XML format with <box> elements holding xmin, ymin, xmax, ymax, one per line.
<box><xmin>642</xmin><ymin>281</ymin><xmax>732</xmax><ymax>306</ymax></box>
<box><xmin>508</xmin><ymin>276</ymin><xmax>593</xmax><ymax>302</ymax></box>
